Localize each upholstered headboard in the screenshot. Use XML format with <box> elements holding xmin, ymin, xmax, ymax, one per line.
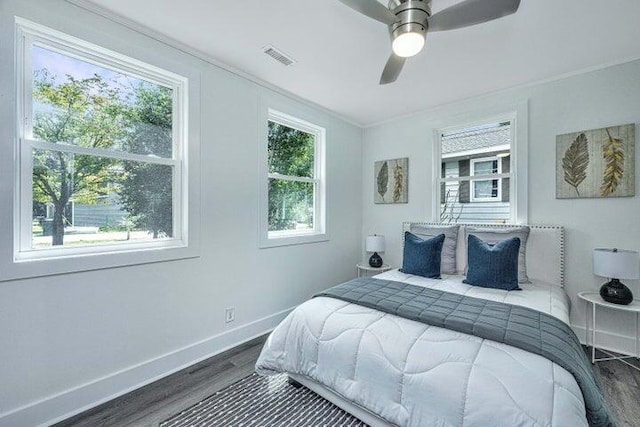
<box><xmin>402</xmin><ymin>223</ymin><xmax>565</xmax><ymax>287</ymax></box>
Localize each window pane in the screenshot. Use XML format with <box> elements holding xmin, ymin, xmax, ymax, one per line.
<box><xmin>32</xmin><ymin>45</ymin><xmax>173</xmax><ymax>158</ymax></box>
<box><xmin>268</xmin><ymin>121</ymin><xmax>314</xmax><ymax>178</ymax></box>
<box><xmin>440</xmin><ymin>122</ymin><xmax>510</xmax><ymax>224</ymax></box>
<box><xmin>442</xmin><ymin>161</ymin><xmax>460</xmax><ymax>179</ymax></box>
<box><xmin>268</xmin><ymin>179</ymin><xmax>314</xmax><ymax>233</ymax></box>
<box><xmin>32</xmin><ymin>148</ymin><xmax>173</xmax><ymax>249</ymax></box>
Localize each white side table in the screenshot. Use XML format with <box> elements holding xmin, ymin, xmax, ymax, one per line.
<box><xmin>356</xmin><ymin>263</ymin><xmax>392</xmax><ymax>278</ymax></box>
<box><xmin>578</xmin><ymin>291</ymin><xmax>640</xmax><ymax>371</ymax></box>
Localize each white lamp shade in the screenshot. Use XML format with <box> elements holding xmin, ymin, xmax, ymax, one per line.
<box><xmin>593</xmin><ymin>248</ymin><xmax>640</xmax><ymax>279</ymax></box>
<box><xmin>366</xmin><ymin>235</ymin><xmax>385</xmax><ymax>253</ymax></box>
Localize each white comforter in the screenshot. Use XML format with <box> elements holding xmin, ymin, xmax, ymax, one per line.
<box><xmin>256</xmin><ymin>271</ymin><xmax>588</xmax><ymax>427</ymax></box>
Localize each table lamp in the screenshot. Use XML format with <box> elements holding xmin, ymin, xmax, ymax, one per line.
<box><xmin>366</xmin><ymin>235</ymin><xmax>385</xmax><ymax>268</ymax></box>
<box><xmin>593</xmin><ymin>248</ymin><xmax>640</xmax><ymax>305</ymax></box>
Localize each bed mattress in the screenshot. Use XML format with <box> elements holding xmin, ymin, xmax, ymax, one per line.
<box><xmin>256</xmin><ymin>271</ymin><xmax>587</xmax><ymax>427</ymax></box>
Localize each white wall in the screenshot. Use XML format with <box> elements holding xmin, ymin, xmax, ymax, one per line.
<box><xmin>3</xmin><ymin>2</ymin><xmax>638</xmax><ymax>425</ymax></box>
<box><xmin>363</xmin><ymin>60</ymin><xmax>640</xmax><ymax>354</ymax></box>
<box><xmin>0</xmin><ymin>1</ymin><xmax>362</xmax><ymax>425</ymax></box>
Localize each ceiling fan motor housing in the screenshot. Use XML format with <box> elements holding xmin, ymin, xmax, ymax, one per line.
<box><xmin>389</xmin><ymin>0</ymin><xmax>431</xmax><ymax>41</ymax></box>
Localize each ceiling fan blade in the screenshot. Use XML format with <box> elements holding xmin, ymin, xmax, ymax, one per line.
<box><xmin>429</xmin><ymin>0</ymin><xmax>521</xmax><ymax>32</ymax></box>
<box><xmin>338</xmin><ymin>0</ymin><xmax>398</xmax><ymax>25</ymax></box>
<box><xmin>380</xmin><ymin>54</ymin><xmax>406</xmax><ymax>85</ymax></box>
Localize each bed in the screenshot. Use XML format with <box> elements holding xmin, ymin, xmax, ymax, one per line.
<box><xmin>255</xmin><ymin>224</ymin><xmax>609</xmax><ymax>427</ymax></box>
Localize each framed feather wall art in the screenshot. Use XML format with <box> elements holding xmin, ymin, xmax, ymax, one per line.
<box><xmin>374</xmin><ymin>157</ymin><xmax>408</xmax><ymax>204</ymax></box>
<box><xmin>556</xmin><ymin>124</ymin><xmax>635</xmax><ymax>199</ymax></box>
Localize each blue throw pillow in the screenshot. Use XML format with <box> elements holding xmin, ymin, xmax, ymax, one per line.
<box><xmin>400</xmin><ymin>232</ymin><xmax>445</xmax><ymax>279</ymax></box>
<box><xmin>463</xmin><ymin>234</ymin><xmax>521</xmax><ymax>291</ymax></box>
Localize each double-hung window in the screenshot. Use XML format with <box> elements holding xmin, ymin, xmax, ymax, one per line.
<box><xmin>262</xmin><ymin>110</ymin><xmax>326</xmax><ymax>246</ymax></box>
<box><xmin>437</xmin><ymin>120</ymin><xmax>514</xmax><ymax>224</ymax></box>
<box><xmin>15</xmin><ymin>19</ymin><xmax>188</xmax><ymax>262</ymax></box>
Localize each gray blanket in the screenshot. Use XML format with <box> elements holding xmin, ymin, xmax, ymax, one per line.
<box><xmin>315</xmin><ymin>277</ymin><xmax>616</xmax><ymax>427</ymax></box>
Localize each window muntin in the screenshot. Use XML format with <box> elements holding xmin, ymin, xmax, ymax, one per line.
<box><xmin>17</xmin><ymin>21</ymin><xmax>187</xmax><ymax>260</ymax></box>
<box><xmin>266</xmin><ymin>111</ymin><xmax>324</xmax><ymax>240</ymax></box>
<box><xmin>438</xmin><ymin>121</ymin><xmax>512</xmax><ymax>224</ymax></box>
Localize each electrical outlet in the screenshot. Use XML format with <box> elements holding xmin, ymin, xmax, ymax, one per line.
<box><xmin>225</xmin><ymin>308</ymin><xmax>235</xmax><ymax>323</ymax></box>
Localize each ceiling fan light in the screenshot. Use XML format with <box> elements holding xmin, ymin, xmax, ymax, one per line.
<box><xmin>392</xmin><ymin>32</ymin><xmax>425</xmax><ymax>58</ymax></box>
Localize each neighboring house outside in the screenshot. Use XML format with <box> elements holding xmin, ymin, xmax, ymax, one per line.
<box><xmin>73</xmin><ymin>203</ymin><xmax>127</xmax><ymax>228</ymax></box>
<box><xmin>441</xmin><ymin>123</ymin><xmax>511</xmax><ymax>224</ymax></box>
<box><xmin>36</xmin><ymin>196</ymin><xmax>127</xmax><ymax>232</ymax></box>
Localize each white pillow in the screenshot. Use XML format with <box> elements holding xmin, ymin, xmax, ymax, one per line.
<box><xmin>410</xmin><ymin>224</ymin><xmax>460</xmax><ymax>275</ymax></box>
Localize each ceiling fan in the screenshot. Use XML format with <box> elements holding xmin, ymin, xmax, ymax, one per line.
<box><xmin>338</xmin><ymin>0</ymin><xmax>521</xmax><ymax>84</ymax></box>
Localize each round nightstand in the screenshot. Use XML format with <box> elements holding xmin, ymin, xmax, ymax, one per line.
<box><xmin>356</xmin><ymin>263</ymin><xmax>393</xmax><ymax>278</ymax></box>
<box><xmin>578</xmin><ymin>291</ymin><xmax>640</xmax><ymax>371</ymax></box>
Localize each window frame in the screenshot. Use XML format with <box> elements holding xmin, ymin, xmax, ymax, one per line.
<box><xmin>470</xmin><ymin>156</ymin><xmax>502</xmax><ymax>202</ymax></box>
<box><xmin>259</xmin><ymin>109</ymin><xmax>326</xmax><ymax>248</ymax></box>
<box><xmin>433</xmin><ymin>106</ymin><xmax>528</xmax><ymax>225</ymax></box>
<box><xmin>6</xmin><ymin>17</ymin><xmax>197</xmax><ymax>280</ymax></box>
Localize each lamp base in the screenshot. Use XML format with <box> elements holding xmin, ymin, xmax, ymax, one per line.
<box><xmin>369</xmin><ymin>252</ymin><xmax>383</xmax><ymax>268</ymax></box>
<box><xmin>599</xmin><ymin>278</ymin><xmax>633</xmax><ymax>305</ymax></box>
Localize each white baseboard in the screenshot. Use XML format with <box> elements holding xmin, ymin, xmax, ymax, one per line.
<box><xmin>572</xmin><ymin>324</ymin><xmax>638</xmax><ymax>357</ymax></box>
<box><xmin>0</xmin><ymin>307</ymin><xmax>293</xmax><ymax>427</ymax></box>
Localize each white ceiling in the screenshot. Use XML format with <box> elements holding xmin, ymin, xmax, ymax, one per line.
<box><xmin>80</xmin><ymin>0</ymin><xmax>640</xmax><ymax>126</ymax></box>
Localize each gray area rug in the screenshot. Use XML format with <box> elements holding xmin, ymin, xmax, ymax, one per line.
<box><xmin>160</xmin><ymin>373</ymin><xmax>368</xmax><ymax>426</ymax></box>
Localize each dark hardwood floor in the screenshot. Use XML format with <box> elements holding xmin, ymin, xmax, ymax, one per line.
<box><xmin>590</xmin><ymin>349</ymin><xmax>640</xmax><ymax>427</ymax></box>
<box><xmin>54</xmin><ymin>335</ymin><xmax>268</xmax><ymax>427</ymax></box>
<box><xmin>55</xmin><ymin>339</ymin><xmax>640</xmax><ymax>427</ymax></box>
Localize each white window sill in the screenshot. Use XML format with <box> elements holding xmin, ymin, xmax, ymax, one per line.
<box><xmin>260</xmin><ymin>232</ymin><xmax>329</xmax><ymax>249</ymax></box>
<box><xmin>0</xmin><ymin>242</ymin><xmax>199</xmax><ymax>282</ymax></box>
